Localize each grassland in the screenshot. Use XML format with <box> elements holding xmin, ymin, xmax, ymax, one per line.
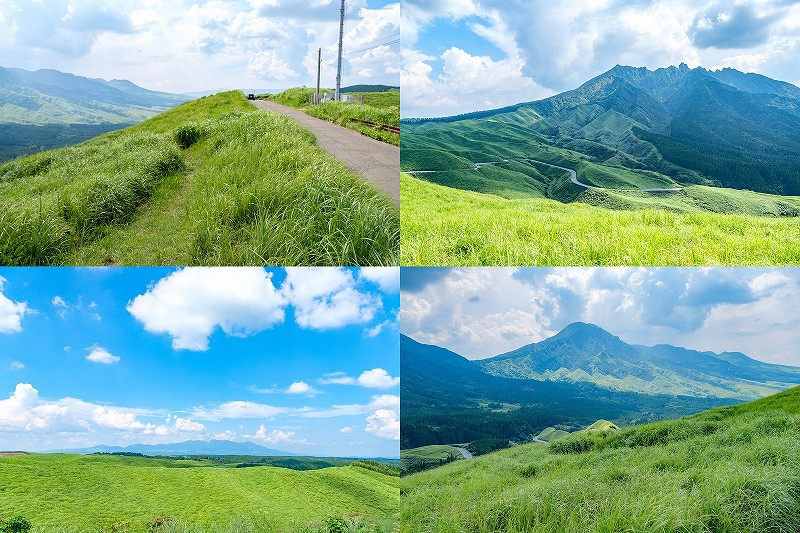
<box><xmin>401</xmin><ymin>173</ymin><xmax>800</xmax><ymax>265</ymax></box>
<box><xmin>267</xmin><ymin>88</ymin><xmax>399</xmax><ymax>146</ymax></box>
<box><xmin>0</xmin><ymin>453</ymin><xmax>399</xmax><ymax>532</ymax></box>
<box><xmin>0</xmin><ymin>91</ymin><xmax>398</xmax><ymax>266</ymax></box>
<box><xmin>401</xmin><ymin>386</ymin><xmax>800</xmax><ymax>532</ymax></box>
<box><xmin>400</xmin><ymin>445</ymin><xmax>462</xmax><ymax>475</ymax></box>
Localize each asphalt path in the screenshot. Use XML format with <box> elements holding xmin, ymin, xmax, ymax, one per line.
<box><xmin>250</xmin><ymin>100</ymin><xmax>399</xmax><ymax>208</ymax></box>
<box><xmin>525</xmin><ymin>158</ymin><xmax>682</xmax><ymax>193</ymax></box>
<box><xmin>454</xmin><ymin>446</ymin><xmax>473</xmax><ymax>459</ymax></box>
<box><xmin>406</xmin><ymin>157</ymin><xmax>682</xmax><ymax>194</ymax></box>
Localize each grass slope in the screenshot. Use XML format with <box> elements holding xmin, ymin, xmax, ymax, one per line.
<box><xmin>402</xmin><ymin>386</ymin><xmax>800</xmax><ymax>532</ymax></box>
<box><xmin>400</xmin><ymin>446</ymin><xmax>463</xmax><ymax>475</ymax></box>
<box><xmin>0</xmin><ymin>453</ymin><xmax>399</xmax><ymax>532</ymax></box>
<box><xmin>0</xmin><ymin>92</ymin><xmax>398</xmax><ymax>266</ymax></box>
<box><xmin>400</xmin><ymin>174</ymin><xmax>800</xmax><ymax>265</ymax></box>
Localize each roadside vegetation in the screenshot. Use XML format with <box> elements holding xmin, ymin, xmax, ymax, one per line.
<box><xmin>402</xmin><ymin>386</ymin><xmax>800</xmax><ymax>532</ymax></box>
<box><xmin>0</xmin><ymin>453</ymin><xmax>399</xmax><ymax>532</ymax></box>
<box><xmin>401</xmin><ymin>174</ymin><xmax>800</xmax><ymax>266</ymax></box>
<box><xmin>0</xmin><ymin>91</ymin><xmax>398</xmax><ymax>266</ymax></box>
<box><xmin>265</xmin><ymin>87</ymin><xmax>399</xmax><ymax>146</ymax></box>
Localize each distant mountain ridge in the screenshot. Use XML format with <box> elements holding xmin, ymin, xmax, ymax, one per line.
<box><xmin>401</xmin><ymin>64</ymin><xmax>800</xmax><ymax>196</ymax></box>
<box><xmin>480</xmin><ymin>322</ymin><xmax>800</xmax><ymax>400</ymax></box>
<box><xmin>0</xmin><ymin>65</ymin><xmax>189</xmax><ymax>125</ymax></box>
<box><xmin>49</xmin><ymin>439</ymin><xmax>298</xmax><ymax>456</ymax></box>
<box><xmin>400</xmin><ymin>333</ymin><xmax>731</xmax><ymax>449</ymax></box>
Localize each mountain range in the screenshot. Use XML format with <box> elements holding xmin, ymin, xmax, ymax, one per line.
<box><xmin>402</xmin><ymin>64</ymin><xmax>800</xmax><ymax>196</ymax></box>
<box><xmin>0</xmin><ymin>66</ymin><xmax>190</xmax><ymax>161</ymax></box>
<box><xmin>0</xmin><ymin>66</ymin><xmax>188</xmax><ymax>125</ymax></box>
<box><xmin>49</xmin><ymin>439</ymin><xmax>297</xmax><ymax>456</ymax></box>
<box><xmin>401</xmin><ymin>323</ymin><xmax>800</xmax><ymax>448</ymax></box>
<box><xmin>480</xmin><ymin>322</ymin><xmax>800</xmax><ymax>400</ymax></box>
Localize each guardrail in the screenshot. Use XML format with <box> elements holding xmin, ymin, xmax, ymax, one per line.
<box><xmin>349</xmin><ymin>118</ymin><xmax>400</xmax><ymax>135</ymax></box>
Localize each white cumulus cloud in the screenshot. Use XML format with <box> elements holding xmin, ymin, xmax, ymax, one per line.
<box><xmin>127</xmin><ymin>268</ymin><xmax>286</xmax><ymax>351</ymax></box>
<box><xmin>283</xmin><ymin>268</ymin><xmax>381</xmax><ymax>330</ymax></box>
<box><xmin>85</xmin><ymin>345</ymin><xmax>120</xmax><ymax>364</ymax></box>
<box><xmin>357</xmin><ymin>368</ymin><xmax>399</xmax><ymax>389</ymax></box>
<box><xmin>0</xmin><ymin>278</ymin><xmax>29</xmax><ymax>334</ymax></box>
<box><xmin>365</xmin><ymin>408</ymin><xmax>399</xmax><ymax>440</ymax></box>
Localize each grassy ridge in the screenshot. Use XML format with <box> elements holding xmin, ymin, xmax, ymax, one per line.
<box><xmin>401</xmin><ymin>386</ymin><xmax>800</xmax><ymax>532</ymax></box>
<box><xmin>400</xmin><ymin>446</ymin><xmax>462</xmax><ymax>475</ymax></box>
<box><xmin>0</xmin><ymin>453</ymin><xmax>399</xmax><ymax>532</ymax></box>
<box><xmin>0</xmin><ymin>92</ymin><xmax>398</xmax><ymax>265</ymax></box>
<box><xmin>400</xmin><ymin>174</ymin><xmax>800</xmax><ymax>265</ymax></box>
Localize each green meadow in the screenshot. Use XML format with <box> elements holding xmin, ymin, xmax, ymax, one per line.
<box><xmin>0</xmin><ymin>91</ymin><xmax>398</xmax><ymax>266</ymax></box>
<box><xmin>401</xmin><ymin>173</ymin><xmax>800</xmax><ymax>266</ymax></box>
<box><xmin>0</xmin><ymin>454</ymin><xmax>399</xmax><ymax>533</ymax></box>
<box><xmin>401</xmin><ymin>386</ymin><xmax>800</xmax><ymax>532</ymax></box>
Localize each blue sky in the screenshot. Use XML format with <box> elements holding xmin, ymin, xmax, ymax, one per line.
<box><xmin>401</xmin><ymin>0</ymin><xmax>800</xmax><ymax>117</ymax></box>
<box><xmin>0</xmin><ymin>267</ymin><xmax>400</xmax><ymax>456</ymax></box>
<box><xmin>401</xmin><ymin>267</ymin><xmax>800</xmax><ymax>366</ymax></box>
<box><xmin>0</xmin><ymin>0</ymin><xmax>399</xmax><ymax>93</ymax></box>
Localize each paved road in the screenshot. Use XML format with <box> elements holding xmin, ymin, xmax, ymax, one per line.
<box><xmin>407</xmin><ymin>157</ymin><xmax>681</xmax><ymax>194</ymax></box>
<box><xmin>251</xmin><ymin>100</ymin><xmax>399</xmax><ymax>208</ymax></box>
<box><xmin>531</xmin><ymin>437</ymin><xmax>548</xmax><ymax>444</ymax></box>
<box><xmin>525</xmin><ymin>158</ymin><xmax>682</xmax><ymax>193</ymax></box>
<box><xmin>454</xmin><ymin>446</ymin><xmax>473</xmax><ymax>459</ymax></box>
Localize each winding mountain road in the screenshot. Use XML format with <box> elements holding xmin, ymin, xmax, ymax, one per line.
<box><xmin>406</xmin><ymin>156</ymin><xmax>682</xmax><ymax>194</ymax></box>
<box><xmin>524</xmin><ymin>158</ymin><xmax>682</xmax><ymax>193</ymax></box>
<box><xmin>454</xmin><ymin>447</ymin><xmax>473</xmax><ymax>459</ymax></box>
<box><xmin>251</xmin><ymin>100</ymin><xmax>399</xmax><ymax>208</ymax></box>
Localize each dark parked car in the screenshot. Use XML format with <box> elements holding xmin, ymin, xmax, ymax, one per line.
<box><xmin>247</xmin><ymin>93</ymin><xmax>255</xmax><ymax>100</ymax></box>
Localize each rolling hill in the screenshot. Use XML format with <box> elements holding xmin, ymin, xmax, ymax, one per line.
<box><xmin>0</xmin><ymin>66</ymin><xmax>188</xmax><ymax>125</ymax></box>
<box><xmin>480</xmin><ymin>322</ymin><xmax>800</xmax><ymax>399</ymax></box>
<box><xmin>0</xmin><ymin>66</ymin><xmax>189</xmax><ymax>162</ymax></box>
<box><xmin>400</xmin><ymin>334</ymin><xmax>732</xmax><ymax>449</ymax></box>
<box><xmin>401</xmin><ymin>385</ymin><xmax>800</xmax><ymax>532</ymax></box>
<box><xmin>0</xmin><ymin>453</ymin><xmax>399</xmax><ymax>532</ymax></box>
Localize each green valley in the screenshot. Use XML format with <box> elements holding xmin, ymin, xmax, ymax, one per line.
<box><xmin>400</xmin><ymin>64</ymin><xmax>800</xmax><ymax>266</ymax></box>
<box><xmin>0</xmin><ymin>453</ymin><xmax>399</xmax><ymax>532</ymax></box>
<box><xmin>401</xmin><ymin>385</ymin><xmax>800</xmax><ymax>532</ymax></box>
<box><xmin>0</xmin><ymin>91</ymin><xmax>399</xmax><ymax>266</ymax></box>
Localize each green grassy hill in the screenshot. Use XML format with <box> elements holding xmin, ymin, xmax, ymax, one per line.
<box><xmin>0</xmin><ymin>453</ymin><xmax>399</xmax><ymax>532</ymax></box>
<box><xmin>400</xmin><ymin>173</ymin><xmax>800</xmax><ymax>265</ymax></box>
<box><xmin>0</xmin><ymin>91</ymin><xmax>398</xmax><ymax>266</ymax></box>
<box><xmin>400</xmin><ymin>445</ymin><xmax>463</xmax><ymax>475</ymax></box>
<box><xmin>400</xmin><ymin>64</ymin><xmax>800</xmax><ymax>265</ymax></box>
<box><xmin>401</xmin><ymin>386</ymin><xmax>800</xmax><ymax>532</ymax></box>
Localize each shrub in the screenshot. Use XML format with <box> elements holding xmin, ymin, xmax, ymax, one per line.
<box><xmin>0</xmin><ymin>515</ymin><xmax>31</xmax><ymax>533</ymax></box>
<box><xmin>326</xmin><ymin>517</ymin><xmax>348</xmax><ymax>533</ymax></box>
<box><xmin>174</xmin><ymin>124</ymin><xmax>204</xmax><ymax>149</ymax></box>
<box><xmin>147</xmin><ymin>516</ymin><xmax>174</xmax><ymax>532</ymax></box>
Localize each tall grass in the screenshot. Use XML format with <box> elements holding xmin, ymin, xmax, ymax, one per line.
<box><xmin>401</xmin><ymin>387</ymin><xmax>800</xmax><ymax>532</ymax></box>
<box><xmin>0</xmin><ymin>92</ymin><xmax>398</xmax><ymax>265</ymax></box>
<box><xmin>401</xmin><ymin>174</ymin><xmax>800</xmax><ymax>266</ymax></box>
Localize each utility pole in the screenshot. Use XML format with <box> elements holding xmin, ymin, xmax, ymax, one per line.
<box><xmin>335</xmin><ymin>0</ymin><xmax>345</xmax><ymax>101</ymax></box>
<box><xmin>316</xmin><ymin>47</ymin><xmax>321</xmax><ymax>102</ymax></box>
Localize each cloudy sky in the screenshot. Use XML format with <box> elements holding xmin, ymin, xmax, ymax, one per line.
<box><xmin>0</xmin><ymin>0</ymin><xmax>399</xmax><ymax>93</ymax></box>
<box><xmin>401</xmin><ymin>0</ymin><xmax>800</xmax><ymax>117</ymax></box>
<box><xmin>0</xmin><ymin>267</ymin><xmax>400</xmax><ymax>456</ymax></box>
<box><xmin>401</xmin><ymin>267</ymin><xmax>800</xmax><ymax>366</ymax></box>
